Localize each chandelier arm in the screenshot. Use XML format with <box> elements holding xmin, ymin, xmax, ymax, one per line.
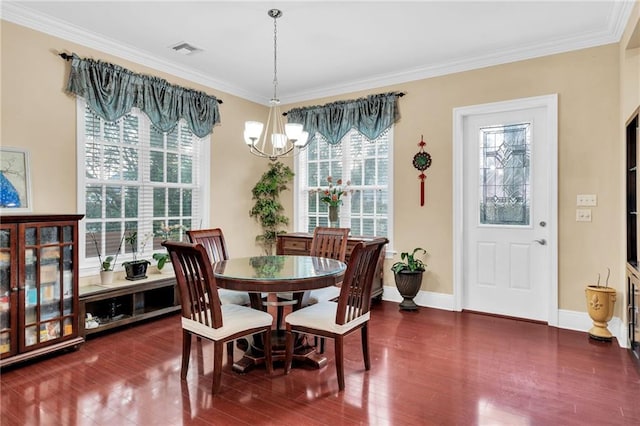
<box><xmin>244</xmin><ymin>9</ymin><xmax>308</xmax><ymax>161</ymax></box>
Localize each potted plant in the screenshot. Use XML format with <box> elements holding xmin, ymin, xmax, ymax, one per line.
<box><xmin>122</xmin><ymin>231</ymin><xmax>150</xmax><ymax>281</ymax></box>
<box><xmin>585</xmin><ymin>268</ymin><xmax>617</xmax><ymax>341</ymax></box>
<box><xmin>391</xmin><ymin>247</ymin><xmax>427</xmax><ymax>311</ymax></box>
<box><xmin>152</xmin><ymin>224</ymin><xmax>187</xmax><ymax>274</ymax></box>
<box><xmin>249</xmin><ymin>161</ymin><xmax>294</xmax><ymax>255</ymax></box>
<box><xmin>89</xmin><ymin>231</ymin><xmax>124</xmax><ymax>285</ymax></box>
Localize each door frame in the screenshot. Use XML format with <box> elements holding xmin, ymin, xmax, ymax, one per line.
<box><xmin>452</xmin><ymin>94</ymin><xmax>559</xmax><ymax>326</ymax></box>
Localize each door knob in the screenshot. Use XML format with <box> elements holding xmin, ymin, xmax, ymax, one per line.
<box><xmin>534</xmin><ymin>239</ymin><xmax>547</xmax><ymax>245</ymax></box>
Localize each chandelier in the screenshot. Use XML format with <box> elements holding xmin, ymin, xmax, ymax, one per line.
<box><xmin>243</xmin><ymin>9</ymin><xmax>309</xmax><ymax>161</ymax></box>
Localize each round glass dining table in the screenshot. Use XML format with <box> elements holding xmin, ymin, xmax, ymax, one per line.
<box><xmin>213</xmin><ymin>255</ymin><xmax>346</xmax><ymax>373</ymax></box>
<box><xmin>213</xmin><ymin>255</ymin><xmax>346</xmax><ymax>293</ymax></box>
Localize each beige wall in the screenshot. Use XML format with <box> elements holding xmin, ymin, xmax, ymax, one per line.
<box><xmin>287</xmin><ymin>44</ymin><xmax>622</xmax><ymax>314</ymax></box>
<box><xmin>1</xmin><ymin>17</ymin><xmax>631</xmax><ymax>316</ymax></box>
<box><xmin>0</xmin><ymin>21</ymin><xmax>272</xmax><ymax>258</ymax></box>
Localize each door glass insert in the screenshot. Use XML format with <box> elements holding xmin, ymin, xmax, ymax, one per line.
<box><xmin>479</xmin><ymin>123</ymin><xmax>531</xmax><ymax>225</ymax></box>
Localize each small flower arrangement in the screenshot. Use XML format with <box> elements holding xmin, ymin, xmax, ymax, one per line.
<box><xmin>155</xmin><ymin>224</ymin><xmax>187</xmax><ymax>242</ymax></box>
<box><xmin>317</xmin><ymin>176</ymin><xmax>351</xmax><ymax>207</ymax></box>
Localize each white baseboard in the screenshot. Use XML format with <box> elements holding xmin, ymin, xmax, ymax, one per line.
<box><xmin>382</xmin><ymin>285</ymin><xmax>456</xmax><ymax>311</ymax></box>
<box><xmin>381</xmin><ymin>286</ymin><xmax>628</xmax><ymax>349</ymax></box>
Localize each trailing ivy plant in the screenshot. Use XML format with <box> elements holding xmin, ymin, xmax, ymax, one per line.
<box><xmin>249</xmin><ymin>161</ymin><xmax>294</xmax><ymax>255</ymax></box>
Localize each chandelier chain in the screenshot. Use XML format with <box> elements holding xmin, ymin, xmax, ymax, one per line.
<box><xmin>272</xmin><ymin>12</ymin><xmax>279</xmax><ymax>101</ymax></box>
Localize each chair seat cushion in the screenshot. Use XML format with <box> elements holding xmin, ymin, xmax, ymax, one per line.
<box><xmin>182</xmin><ymin>304</ymin><xmax>272</xmax><ymax>341</ymax></box>
<box><xmin>218</xmin><ymin>288</ymin><xmax>250</xmax><ymax>306</ymax></box>
<box><xmin>306</xmin><ymin>286</ymin><xmax>341</xmax><ymax>305</ymax></box>
<box><xmin>285</xmin><ymin>301</ymin><xmax>370</xmax><ymax>335</ymax></box>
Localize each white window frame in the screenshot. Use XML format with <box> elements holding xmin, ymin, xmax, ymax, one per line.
<box><xmin>293</xmin><ymin>127</ymin><xmax>394</xmax><ymax>253</ymax></box>
<box><xmin>76</xmin><ymin>98</ymin><xmax>210</xmax><ymax>276</ymax></box>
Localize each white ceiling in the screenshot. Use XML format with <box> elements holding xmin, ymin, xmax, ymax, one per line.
<box><xmin>2</xmin><ymin>1</ymin><xmax>635</xmax><ymax>105</ymax></box>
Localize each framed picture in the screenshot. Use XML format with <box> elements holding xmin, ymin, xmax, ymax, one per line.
<box><xmin>0</xmin><ymin>147</ymin><xmax>32</xmax><ymax>213</ymax></box>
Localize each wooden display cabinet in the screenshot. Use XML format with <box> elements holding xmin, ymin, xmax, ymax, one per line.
<box><xmin>627</xmin><ymin>109</ymin><xmax>640</xmax><ymax>366</ymax></box>
<box><xmin>276</xmin><ymin>232</ymin><xmax>386</xmax><ymax>301</ymax></box>
<box><xmin>0</xmin><ymin>214</ymin><xmax>84</xmax><ymax>368</ymax></box>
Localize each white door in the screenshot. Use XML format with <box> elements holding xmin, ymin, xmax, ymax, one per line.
<box><xmin>454</xmin><ymin>95</ymin><xmax>558</xmax><ymax>323</ymax></box>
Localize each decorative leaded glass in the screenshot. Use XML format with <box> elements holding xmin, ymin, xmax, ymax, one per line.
<box><xmin>479</xmin><ymin>123</ymin><xmax>531</xmax><ymax>225</ymax></box>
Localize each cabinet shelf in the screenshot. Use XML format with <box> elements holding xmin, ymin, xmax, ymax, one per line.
<box><xmin>79</xmin><ymin>276</ymin><xmax>180</xmax><ymax>337</ymax></box>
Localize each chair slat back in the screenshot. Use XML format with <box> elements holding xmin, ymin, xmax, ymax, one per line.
<box><xmin>187</xmin><ymin>228</ymin><xmax>229</xmax><ymax>262</ymax></box>
<box><xmin>310</xmin><ymin>227</ymin><xmax>350</xmax><ymax>261</ymax></box>
<box><xmin>336</xmin><ymin>238</ymin><xmax>388</xmax><ymax>325</ymax></box>
<box><xmin>162</xmin><ymin>241</ymin><xmax>224</xmax><ymax>329</ymax></box>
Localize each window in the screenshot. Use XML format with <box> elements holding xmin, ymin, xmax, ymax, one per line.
<box><xmin>77</xmin><ymin>99</ymin><xmax>210</xmax><ymax>274</ymax></box>
<box><xmin>295</xmin><ymin>128</ymin><xmax>393</xmax><ymax>239</ymax></box>
<box><xmin>479</xmin><ymin>123</ymin><xmax>530</xmax><ymax>226</ymax></box>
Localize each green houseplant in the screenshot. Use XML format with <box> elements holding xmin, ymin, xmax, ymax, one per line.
<box><xmin>122</xmin><ymin>231</ymin><xmax>150</xmax><ymax>281</ymax></box>
<box><xmin>391</xmin><ymin>247</ymin><xmax>427</xmax><ymax>311</ymax></box>
<box><xmin>89</xmin><ymin>231</ymin><xmax>125</xmax><ymax>284</ymax></box>
<box><xmin>249</xmin><ymin>161</ymin><xmax>294</xmax><ymax>255</ymax></box>
<box><xmin>152</xmin><ymin>224</ymin><xmax>187</xmax><ymax>272</ymax></box>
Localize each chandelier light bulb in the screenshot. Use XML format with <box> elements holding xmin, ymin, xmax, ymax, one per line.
<box><xmin>271</xmin><ymin>133</ymin><xmax>287</xmax><ymax>149</ymax></box>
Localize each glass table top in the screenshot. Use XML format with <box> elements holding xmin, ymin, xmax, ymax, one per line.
<box><xmin>213</xmin><ymin>255</ymin><xmax>346</xmax><ymax>281</ymax></box>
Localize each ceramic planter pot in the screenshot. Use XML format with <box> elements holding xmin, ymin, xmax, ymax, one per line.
<box><xmin>585</xmin><ymin>285</ymin><xmax>617</xmax><ymax>341</ymax></box>
<box><xmin>393</xmin><ymin>270</ymin><xmax>423</xmax><ymax>311</ymax></box>
<box><xmin>100</xmin><ymin>270</ymin><xmax>114</xmax><ymax>285</ymax></box>
<box><xmin>123</xmin><ymin>260</ymin><xmax>150</xmax><ymax>281</ymax></box>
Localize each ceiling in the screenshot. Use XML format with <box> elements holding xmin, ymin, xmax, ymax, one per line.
<box><xmin>2</xmin><ymin>1</ymin><xmax>635</xmax><ymax>105</ymax></box>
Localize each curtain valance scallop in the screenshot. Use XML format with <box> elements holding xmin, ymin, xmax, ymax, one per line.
<box><xmin>65</xmin><ymin>54</ymin><xmax>221</xmax><ymax>138</ymax></box>
<box><xmin>285</xmin><ymin>92</ymin><xmax>402</xmax><ymax>145</ymax></box>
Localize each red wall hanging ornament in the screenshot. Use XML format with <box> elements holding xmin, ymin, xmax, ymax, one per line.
<box><xmin>412</xmin><ymin>135</ymin><xmax>432</xmax><ymax>206</ymax></box>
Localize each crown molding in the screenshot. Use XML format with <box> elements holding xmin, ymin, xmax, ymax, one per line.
<box><xmin>2</xmin><ymin>1</ymin><xmax>635</xmax><ymax>106</ymax></box>
<box><xmin>1</xmin><ymin>2</ymin><xmax>265</xmax><ymax>104</ymax></box>
<box><xmin>282</xmin><ymin>1</ymin><xmax>636</xmax><ymax>104</ymax></box>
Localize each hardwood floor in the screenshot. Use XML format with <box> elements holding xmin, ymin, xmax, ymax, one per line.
<box><xmin>2</xmin><ymin>301</ymin><xmax>639</xmax><ymax>425</ymax></box>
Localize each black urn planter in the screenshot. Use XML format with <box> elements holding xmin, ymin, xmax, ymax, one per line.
<box><xmin>393</xmin><ymin>270</ymin><xmax>423</xmax><ymax>311</ymax></box>
<box><xmin>123</xmin><ymin>260</ymin><xmax>150</xmax><ymax>281</ymax></box>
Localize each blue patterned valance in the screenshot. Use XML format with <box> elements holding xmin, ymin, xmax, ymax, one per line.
<box><xmin>285</xmin><ymin>92</ymin><xmax>403</xmax><ymax>145</ymax></box>
<box><xmin>65</xmin><ymin>54</ymin><xmax>221</xmax><ymax>138</ymax></box>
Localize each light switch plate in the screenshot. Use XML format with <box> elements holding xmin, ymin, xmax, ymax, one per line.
<box><xmin>576</xmin><ymin>208</ymin><xmax>592</xmax><ymax>222</ymax></box>
<box><xmin>577</xmin><ymin>194</ymin><xmax>597</xmax><ymax>206</ymax></box>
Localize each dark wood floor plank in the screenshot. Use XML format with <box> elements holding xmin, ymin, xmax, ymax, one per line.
<box><xmin>2</xmin><ymin>301</ymin><xmax>640</xmax><ymax>425</ymax></box>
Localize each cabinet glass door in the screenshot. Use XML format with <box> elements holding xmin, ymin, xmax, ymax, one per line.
<box><xmin>22</xmin><ymin>224</ymin><xmax>77</xmax><ymax>349</ymax></box>
<box><xmin>0</xmin><ymin>225</ymin><xmax>16</xmax><ymax>358</ymax></box>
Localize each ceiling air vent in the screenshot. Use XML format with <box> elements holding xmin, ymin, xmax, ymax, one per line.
<box><xmin>170</xmin><ymin>42</ymin><xmax>201</xmax><ymax>55</ymax></box>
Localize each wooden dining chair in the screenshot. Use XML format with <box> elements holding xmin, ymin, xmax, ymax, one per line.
<box><xmin>162</xmin><ymin>241</ymin><xmax>273</xmax><ymax>394</ymax></box>
<box><xmin>306</xmin><ymin>226</ymin><xmax>350</xmax><ymax>304</ymax></box>
<box><xmin>283</xmin><ymin>237</ymin><xmax>388</xmax><ymax>391</ymax></box>
<box><xmin>303</xmin><ymin>227</ymin><xmax>350</xmax><ymax>352</ymax></box>
<box><xmin>187</xmin><ymin>228</ymin><xmax>250</xmax><ymax>306</ymax></box>
<box><xmin>277</xmin><ymin>226</ymin><xmax>350</xmax><ymax>302</ymax></box>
